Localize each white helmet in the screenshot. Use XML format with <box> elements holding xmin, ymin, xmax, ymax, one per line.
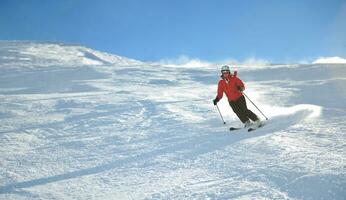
<box><xmin>221</xmin><ymin>65</ymin><xmax>230</xmax><ymax>73</ymax></box>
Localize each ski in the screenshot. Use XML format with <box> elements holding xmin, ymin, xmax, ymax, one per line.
<box><xmin>230</xmin><ymin>121</ymin><xmax>267</xmax><ymax>132</ymax></box>
<box><xmin>229</xmin><ymin>127</ymin><xmax>242</xmax><ymax>131</ymax></box>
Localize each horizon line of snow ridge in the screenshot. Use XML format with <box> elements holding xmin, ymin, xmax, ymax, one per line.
<box><xmin>2</xmin><ymin>41</ymin><xmax>346</xmax><ymax>68</ymax></box>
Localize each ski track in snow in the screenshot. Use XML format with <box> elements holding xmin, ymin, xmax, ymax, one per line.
<box><xmin>0</xmin><ymin>41</ymin><xmax>345</xmax><ymax>199</ymax></box>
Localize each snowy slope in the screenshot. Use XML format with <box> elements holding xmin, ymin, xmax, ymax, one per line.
<box><xmin>0</xmin><ymin>41</ymin><xmax>345</xmax><ymax>199</ymax></box>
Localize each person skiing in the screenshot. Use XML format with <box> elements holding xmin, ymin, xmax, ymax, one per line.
<box><xmin>213</xmin><ymin>65</ymin><xmax>261</xmax><ymax>128</ymax></box>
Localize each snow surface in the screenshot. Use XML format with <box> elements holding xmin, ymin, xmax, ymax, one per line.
<box><xmin>0</xmin><ymin>41</ymin><xmax>345</xmax><ymax>199</ymax></box>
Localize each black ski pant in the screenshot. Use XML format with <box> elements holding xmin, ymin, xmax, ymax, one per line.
<box><xmin>229</xmin><ymin>96</ymin><xmax>259</xmax><ymax>123</ymax></box>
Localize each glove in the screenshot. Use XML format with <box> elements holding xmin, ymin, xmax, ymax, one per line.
<box><xmin>237</xmin><ymin>86</ymin><xmax>244</xmax><ymax>92</ymax></box>
<box><xmin>213</xmin><ymin>98</ymin><xmax>219</xmax><ymax>105</ymax></box>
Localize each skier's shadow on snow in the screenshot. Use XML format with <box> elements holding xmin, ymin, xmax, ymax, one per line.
<box><xmin>0</xmin><ymin>109</ymin><xmax>313</xmax><ymax>194</ymax></box>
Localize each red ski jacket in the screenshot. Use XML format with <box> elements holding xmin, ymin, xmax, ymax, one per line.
<box><xmin>216</xmin><ymin>75</ymin><xmax>244</xmax><ymax>102</ymax></box>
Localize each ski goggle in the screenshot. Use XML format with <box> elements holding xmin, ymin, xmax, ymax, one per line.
<box><xmin>222</xmin><ymin>71</ymin><xmax>230</xmax><ymax>74</ymax></box>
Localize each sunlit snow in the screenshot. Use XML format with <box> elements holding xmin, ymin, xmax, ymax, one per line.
<box><xmin>313</xmin><ymin>56</ymin><xmax>346</xmax><ymax>64</ymax></box>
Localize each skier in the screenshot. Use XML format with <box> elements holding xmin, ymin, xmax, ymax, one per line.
<box><xmin>213</xmin><ymin>65</ymin><xmax>261</xmax><ymax>128</ymax></box>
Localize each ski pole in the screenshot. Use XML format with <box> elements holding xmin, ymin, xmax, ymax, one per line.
<box><xmin>215</xmin><ymin>104</ymin><xmax>226</xmax><ymax>124</ymax></box>
<box><xmin>243</xmin><ymin>92</ymin><xmax>269</xmax><ymax>120</ymax></box>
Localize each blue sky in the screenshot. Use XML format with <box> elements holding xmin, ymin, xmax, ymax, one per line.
<box><xmin>0</xmin><ymin>0</ymin><xmax>345</xmax><ymax>63</ymax></box>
